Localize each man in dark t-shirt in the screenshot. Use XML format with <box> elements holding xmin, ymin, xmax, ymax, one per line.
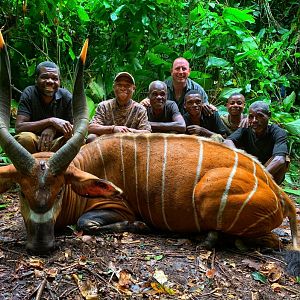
<box><xmin>146</xmin><ymin>80</ymin><xmax>186</xmax><ymax>133</ymax></box>
<box><xmin>224</xmin><ymin>101</ymin><xmax>289</xmax><ymax>184</ymax></box>
<box><xmin>15</xmin><ymin>61</ymin><xmax>73</xmax><ymax>153</ymax></box>
<box><xmin>183</xmin><ymin>90</ymin><xmax>228</xmax><ymax>140</ymax></box>
<box><xmin>141</xmin><ymin>57</ymin><xmax>216</xmax><ymax>116</ymax></box>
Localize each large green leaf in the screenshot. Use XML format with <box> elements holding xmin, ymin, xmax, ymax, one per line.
<box><xmin>223</xmin><ymin>8</ymin><xmax>255</xmax><ymax>24</ymax></box>
<box><xmin>283</xmin><ymin>188</ymin><xmax>300</xmax><ymax>196</ymax></box>
<box><xmin>234</xmin><ymin>50</ymin><xmax>257</xmax><ymax>63</ymax></box>
<box><xmin>110</xmin><ymin>5</ymin><xmax>125</xmax><ymax>21</ymax></box>
<box><xmin>207</xmin><ymin>56</ymin><xmax>230</xmax><ymax>68</ymax></box>
<box><xmin>146</xmin><ymin>53</ymin><xmax>168</xmax><ymax>66</ymax></box>
<box><xmin>218</xmin><ymin>88</ymin><xmax>243</xmax><ymax>100</ymax></box>
<box><xmin>78</xmin><ymin>6</ymin><xmax>90</xmax><ymax>22</ymax></box>
<box><xmin>88</xmin><ymin>81</ymin><xmax>105</xmax><ymax>101</ymax></box>
<box><xmin>284</xmin><ymin>119</ymin><xmax>300</xmax><ymax>136</ymax></box>
<box><xmin>283</xmin><ymin>92</ymin><xmax>296</xmax><ymax>112</ymax></box>
<box><xmin>189</xmin><ymin>71</ymin><xmax>212</xmax><ymax>79</ymax></box>
<box><xmin>86</xmin><ymin>96</ymin><xmax>97</xmax><ymax>120</ymax></box>
<box><xmin>190</xmin><ymin>4</ymin><xmax>206</xmax><ymax>21</ymax></box>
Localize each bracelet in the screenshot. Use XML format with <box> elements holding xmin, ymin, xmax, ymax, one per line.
<box><xmin>111</xmin><ymin>125</ymin><xmax>115</xmax><ymax>133</ymax></box>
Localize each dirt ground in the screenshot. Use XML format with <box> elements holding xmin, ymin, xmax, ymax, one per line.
<box><xmin>0</xmin><ymin>190</ymin><xmax>299</xmax><ymax>300</ymax></box>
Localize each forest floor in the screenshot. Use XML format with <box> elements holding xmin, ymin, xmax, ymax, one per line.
<box><xmin>0</xmin><ymin>190</ymin><xmax>299</xmax><ymax>300</ymax></box>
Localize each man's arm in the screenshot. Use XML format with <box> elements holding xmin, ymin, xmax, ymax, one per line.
<box><xmin>15</xmin><ymin>115</ymin><xmax>73</xmax><ymax>137</ymax></box>
<box><xmin>150</xmin><ymin>114</ymin><xmax>186</xmax><ymax>133</ymax></box>
<box><xmin>223</xmin><ymin>139</ymin><xmax>236</xmax><ymax>148</ymax></box>
<box><xmin>265</xmin><ymin>126</ymin><xmax>289</xmax><ymax>178</ymax></box>
<box><xmin>265</xmin><ymin>155</ymin><xmax>286</xmax><ymax>176</ymax></box>
<box><xmin>88</xmin><ymin>123</ymin><xmax>116</xmax><ymax>135</ymax></box>
<box><xmin>186</xmin><ymin>125</ymin><xmax>214</xmax><ymax>137</ymax></box>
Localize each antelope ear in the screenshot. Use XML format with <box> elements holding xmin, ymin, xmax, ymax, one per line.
<box><xmin>0</xmin><ymin>165</ymin><xmax>18</xmax><ymax>193</ymax></box>
<box><xmin>65</xmin><ymin>166</ymin><xmax>122</xmax><ymax>198</ymax></box>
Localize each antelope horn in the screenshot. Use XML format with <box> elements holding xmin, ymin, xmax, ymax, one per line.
<box><xmin>0</xmin><ymin>31</ymin><xmax>35</xmax><ymax>175</ymax></box>
<box><xmin>48</xmin><ymin>39</ymin><xmax>89</xmax><ymax>175</ymax></box>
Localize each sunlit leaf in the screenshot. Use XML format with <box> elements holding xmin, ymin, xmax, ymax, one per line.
<box><xmin>284</xmin><ymin>119</ymin><xmax>300</xmax><ymax>136</ymax></box>
<box><xmin>78</xmin><ymin>6</ymin><xmax>90</xmax><ymax>22</ymax></box>
<box><xmin>110</xmin><ymin>5</ymin><xmax>125</xmax><ymax>21</ymax></box>
<box><xmin>183</xmin><ymin>50</ymin><xmax>193</xmax><ymax>59</ymax></box>
<box><xmin>0</xmin><ymin>203</ymin><xmax>8</xmax><ymax>210</ymax></box>
<box><xmin>207</xmin><ymin>56</ymin><xmax>230</xmax><ymax>68</ymax></box>
<box><xmin>218</xmin><ymin>87</ymin><xmax>243</xmax><ymax>100</ymax></box>
<box><xmin>223</xmin><ymin>8</ymin><xmax>255</xmax><ymax>24</ymax></box>
<box><xmin>69</xmin><ymin>48</ymin><xmax>76</xmax><ymax>61</ymax></box>
<box><xmin>283</xmin><ymin>188</ymin><xmax>300</xmax><ymax>196</ymax></box>
<box><xmin>27</xmin><ymin>63</ymin><xmax>36</xmax><ymax>77</ymax></box>
<box><xmin>283</xmin><ymin>92</ymin><xmax>296</xmax><ymax>112</ymax></box>
<box><xmin>153</xmin><ymin>270</ymin><xmax>168</xmax><ymax>285</ymax></box>
<box><xmin>146</xmin><ymin>52</ymin><xmax>168</xmax><ymax>66</ymax></box>
<box><xmin>142</xmin><ymin>15</ymin><xmax>150</xmax><ymax>26</ymax></box>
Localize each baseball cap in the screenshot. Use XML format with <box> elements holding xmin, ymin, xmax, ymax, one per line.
<box><xmin>114</xmin><ymin>72</ymin><xmax>135</xmax><ymax>85</ymax></box>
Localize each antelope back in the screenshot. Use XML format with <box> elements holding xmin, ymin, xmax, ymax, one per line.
<box><xmin>71</xmin><ymin>133</ymin><xmax>284</xmax><ymax>233</ymax></box>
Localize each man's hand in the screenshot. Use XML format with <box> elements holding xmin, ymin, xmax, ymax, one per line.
<box><xmin>202</xmin><ymin>103</ymin><xmax>217</xmax><ymax>116</ymax></box>
<box><xmin>187</xmin><ymin>125</ymin><xmax>212</xmax><ymax>137</ymax></box>
<box><xmin>239</xmin><ymin>117</ymin><xmax>249</xmax><ymax>128</ymax></box>
<box><xmin>113</xmin><ymin>126</ymin><xmax>132</xmax><ymax>133</ymax></box>
<box><xmin>140</xmin><ymin>98</ymin><xmax>151</xmax><ymax>107</ymax></box>
<box><xmin>50</xmin><ymin>117</ymin><xmax>73</xmax><ymax>138</ymax></box>
<box><xmin>38</xmin><ymin>127</ymin><xmax>56</xmax><ymax>151</ymax></box>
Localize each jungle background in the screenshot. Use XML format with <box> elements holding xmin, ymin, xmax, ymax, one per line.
<box><xmin>0</xmin><ymin>1</ymin><xmax>300</xmax><ymax>299</ymax></box>
<box><xmin>0</xmin><ymin>0</ymin><xmax>299</xmax><ymax>190</ymax></box>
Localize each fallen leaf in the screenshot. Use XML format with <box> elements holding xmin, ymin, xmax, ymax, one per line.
<box><xmin>117</xmin><ymin>269</ymin><xmax>133</xmax><ymax>289</ymax></box>
<box><xmin>206</xmin><ymin>268</ymin><xmax>216</xmax><ymax>279</ymax></box>
<box><xmin>78</xmin><ymin>256</ymin><xmax>88</xmax><ymax>265</ymax></box>
<box><xmin>153</xmin><ymin>270</ymin><xmax>168</xmax><ymax>285</ymax></box>
<box><xmin>268</xmin><ymin>267</ymin><xmax>282</xmax><ymax>283</ymax></box>
<box><xmin>251</xmin><ymin>272</ymin><xmax>267</xmax><ymax>283</ymax></box>
<box><xmin>46</xmin><ymin>268</ymin><xmax>58</xmax><ymax>279</ymax></box>
<box><xmin>34</xmin><ymin>269</ymin><xmax>44</xmax><ymax>278</ymax></box>
<box><xmin>259</xmin><ymin>261</ymin><xmax>282</xmax><ymax>282</ymax></box>
<box><xmin>271</xmin><ymin>282</ymin><xmax>282</xmax><ymax>293</ymax></box>
<box><xmin>29</xmin><ymin>258</ymin><xmax>44</xmax><ymax>269</ymax></box>
<box><xmin>150</xmin><ymin>282</ymin><xmax>175</xmax><ymax>295</ymax></box>
<box><xmin>64</xmin><ymin>248</ymin><xmax>72</xmax><ymax>260</ymax></box>
<box><xmin>72</xmin><ymin>273</ymin><xmax>98</xmax><ymax>300</ymax></box>
<box><xmin>199</xmin><ymin>251</ymin><xmax>211</xmax><ymax>260</ymax></box>
<box><xmin>187</xmin><ymin>255</ymin><xmax>195</xmax><ymax>260</ymax></box>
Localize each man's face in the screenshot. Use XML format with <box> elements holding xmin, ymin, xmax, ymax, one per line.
<box><xmin>184</xmin><ymin>94</ymin><xmax>203</xmax><ymax>117</ymax></box>
<box><xmin>113</xmin><ymin>77</ymin><xmax>135</xmax><ymax>104</ymax></box>
<box><xmin>171</xmin><ymin>59</ymin><xmax>191</xmax><ymax>84</ymax></box>
<box><xmin>226</xmin><ymin>95</ymin><xmax>245</xmax><ymax>116</ymax></box>
<box><xmin>248</xmin><ymin>107</ymin><xmax>269</xmax><ymax>135</ymax></box>
<box><xmin>149</xmin><ymin>83</ymin><xmax>167</xmax><ymax>112</ymax></box>
<box><xmin>36</xmin><ymin>67</ymin><xmax>60</xmax><ymax>97</ymax></box>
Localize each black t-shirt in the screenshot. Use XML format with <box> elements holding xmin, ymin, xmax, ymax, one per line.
<box><xmin>227</xmin><ymin>124</ymin><xmax>288</xmax><ymax>164</ymax></box>
<box><xmin>17</xmin><ymin>85</ymin><xmax>73</xmax><ymax>122</ymax></box>
<box><xmin>183</xmin><ymin>111</ymin><xmax>228</xmax><ymax>136</ymax></box>
<box><xmin>147</xmin><ymin>100</ymin><xmax>181</xmax><ymax>122</ymax></box>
